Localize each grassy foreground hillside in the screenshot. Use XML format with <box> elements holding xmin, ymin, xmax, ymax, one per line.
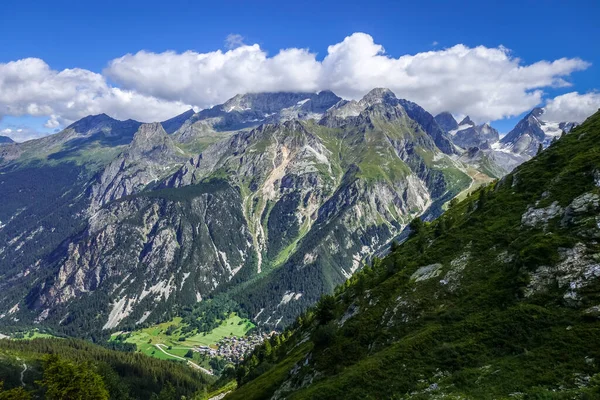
<box><xmin>228</xmin><ymin>111</ymin><xmax>600</xmax><ymax>399</ymax></box>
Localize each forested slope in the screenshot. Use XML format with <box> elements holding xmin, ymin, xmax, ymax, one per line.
<box><xmin>0</xmin><ymin>338</ymin><xmax>212</xmax><ymax>399</ymax></box>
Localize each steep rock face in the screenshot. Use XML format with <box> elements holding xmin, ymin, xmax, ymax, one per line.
<box><xmin>500</xmin><ymin>107</ymin><xmax>576</xmax><ymax>156</ymax></box>
<box><xmin>397</xmin><ymin>99</ymin><xmax>456</xmax><ymax>154</ymax></box>
<box><xmin>453</xmin><ymin>123</ymin><xmax>500</xmax><ymax>149</ymax></box>
<box><xmin>216</xmin><ymin>101</ymin><xmax>468</xmax><ymax>326</ymax></box>
<box><xmin>33</xmin><ymin>181</ymin><xmax>254</xmax><ymax>330</ymax></box>
<box><xmin>172</xmin><ymin>92</ymin><xmax>342</xmax><ymax>143</ymax></box>
<box><xmin>458</xmin><ymin>115</ymin><xmax>475</xmax><ymax>126</ymax></box>
<box><xmin>500</xmin><ymin>108</ymin><xmax>546</xmax><ymax>155</ymax></box>
<box><xmin>434</xmin><ymin>111</ymin><xmax>458</xmax><ymax>133</ymax></box>
<box><xmin>454</xmin><ymin>108</ymin><xmax>576</xmax><ymax>177</ymax></box>
<box><xmin>244</xmin><ymin>171</ymin><xmax>433</xmax><ymax>327</ymax></box>
<box><xmin>325</xmin><ymin>89</ymin><xmax>456</xmax><ymax>155</ymax></box>
<box><xmin>459</xmin><ymin>146</ymin><xmax>528</xmax><ymax>178</ymax></box>
<box><xmin>89</xmin><ymin>123</ymin><xmax>188</xmax><ymax>211</ymax></box>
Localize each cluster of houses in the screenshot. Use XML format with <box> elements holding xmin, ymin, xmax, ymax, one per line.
<box><xmin>193</xmin><ymin>331</ymin><xmax>275</xmax><ymax>362</ymax></box>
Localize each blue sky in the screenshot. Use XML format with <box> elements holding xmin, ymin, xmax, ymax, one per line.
<box><xmin>1</xmin><ymin>0</ymin><xmax>599</xmax><ymax>140</ymax></box>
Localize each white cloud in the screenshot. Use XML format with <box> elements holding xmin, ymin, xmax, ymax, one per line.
<box><xmin>106</xmin><ymin>33</ymin><xmax>590</xmax><ymax>123</ymax></box>
<box><xmin>543</xmin><ymin>91</ymin><xmax>600</xmax><ymax>123</ymax></box>
<box><xmin>432</xmin><ymin>41</ymin><xmax>439</xmax><ymax>46</ymax></box>
<box><xmin>105</xmin><ymin>45</ymin><xmax>321</xmax><ymax>107</ymax></box>
<box><xmin>0</xmin><ymin>32</ymin><xmax>594</xmax><ymax>133</ymax></box>
<box><xmin>0</xmin><ymin>58</ymin><xmax>192</xmax><ymax>128</ymax></box>
<box><xmin>225</xmin><ymin>34</ymin><xmax>245</xmax><ymax>49</ymax></box>
<box><xmin>44</xmin><ymin>114</ymin><xmax>61</xmax><ymax>129</ymax></box>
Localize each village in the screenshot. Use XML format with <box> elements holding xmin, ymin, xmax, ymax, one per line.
<box><xmin>193</xmin><ymin>331</ymin><xmax>275</xmax><ymax>363</ymax></box>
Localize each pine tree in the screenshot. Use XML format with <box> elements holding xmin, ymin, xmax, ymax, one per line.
<box><xmin>478</xmin><ymin>188</ymin><xmax>487</xmax><ymax>210</ymax></box>
<box><xmin>315</xmin><ymin>295</ymin><xmax>336</xmax><ymax>325</ymax></box>
<box><xmin>537</xmin><ymin>143</ymin><xmax>544</xmax><ymax>155</ymax></box>
<box><xmin>435</xmin><ymin>218</ymin><xmax>447</xmax><ymax>237</ymax></box>
<box><xmin>263</xmin><ymin>340</ymin><xmax>273</xmax><ymax>361</ymax></box>
<box><xmin>0</xmin><ymin>382</ymin><xmax>32</xmax><ymax>400</ymax></box>
<box><xmin>409</xmin><ymin>218</ymin><xmax>424</xmax><ymax>237</ymax></box>
<box><xmin>41</xmin><ymin>355</ymin><xmax>109</xmax><ymax>400</ymax></box>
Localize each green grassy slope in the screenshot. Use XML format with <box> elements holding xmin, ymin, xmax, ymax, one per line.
<box><xmin>111</xmin><ymin>314</ymin><xmax>254</xmax><ymax>360</ymax></box>
<box><xmin>229</xmin><ymin>111</ymin><xmax>600</xmax><ymax>399</ymax></box>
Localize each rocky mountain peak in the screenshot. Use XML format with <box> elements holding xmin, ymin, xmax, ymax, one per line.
<box><xmin>452</xmin><ymin>121</ymin><xmax>499</xmax><ymax>150</ymax></box>
<box><xmin>160</xmin><ymin>109</ymin><xmax>196</xmax><ymax>134</ymax></box>
<box><xmin>130</xmin><ymin>122</ymin><xmax>169</xmax><ymax>150</ymax></box>
<box><xmin>359</xmin><ymin>88</ymin><xmax>397</xmax><ymax>107</ymax></box>
<box><xmin>458</xmin><ymin>116</ymin><xmax>475</xmax><ymax>126</ymax></box>
<box><xmin>220</xmin><ymin>92</ymin><xmax>339</xmax><ymax>114</ymax></box>
<box><xmin>64</xmin><ymin>113</ymin><xmax>142</xmax><ymax>140</ymax></box>
<box><xmin>434</xmin><ymin>112</ymin><xmax>459</xmax><ymax>133</ymax></box>
<box><xmin>530</xmin><ymin>107</ymin><xmax>545</xmax><ymax>118</ymax></box>
<box><xmin>0</xmin><ymin>135</ymin><xmax>15</xmax><ymax>145</ymax></box>
<box><xmin>127</xmin><ymin>122</ymin><xmax>183</xmax><ymax>161</ymax></box>
<box><xmin>397</xmin><ymin>99</ymin><xmax>457</xmax><ymax>154</ymax></box>
<box><xmin>66</xmin><ymin>113</ymin><xmax>116</xmax><ymax>133</ymax></box>
<box><xmin>498</xmin><ymin>106</ymin><xmax>571</xmax><ymax>157</ymax></box>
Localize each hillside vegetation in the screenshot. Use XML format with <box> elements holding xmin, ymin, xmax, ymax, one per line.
<box><xmin>0</xmin><ymin>338</ymin><xmax>213</xmax><ymax>399</ymax></box>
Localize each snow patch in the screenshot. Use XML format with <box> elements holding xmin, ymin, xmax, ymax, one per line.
<box><xmin>540</xmin><ymin>121</ymin><xmax>562</xmax><ymax>138</ymax></box>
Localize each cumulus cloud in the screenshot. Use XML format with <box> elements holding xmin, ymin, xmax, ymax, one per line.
<box><xmin>0</xmin><ymin>58</ymin><xmax>193</xmax><ymax>128</ymax></box>
<box><xmin>106</xmin><ymin>33</ymin><xmax>590</xmax><ymax>122</ymax></box>
<box><xmin>0</xmin><ymin>32</ymin><xmax>594</xmax><ymax>133</ymax></box>
<box><xmin>543</xmin><ymin>91</ymin><xmax>600</xmax><ymax>123</ymax></box>
<box><xmin>105</xmin><ymin>45</ymin><xmax>321</xmax><ymax>107</ymax></box>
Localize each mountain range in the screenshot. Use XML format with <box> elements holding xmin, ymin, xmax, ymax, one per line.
<box><xmin>0</xmin><ymin>88</ymin><xmax>579</xmax><ymax>340</ymax></box>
